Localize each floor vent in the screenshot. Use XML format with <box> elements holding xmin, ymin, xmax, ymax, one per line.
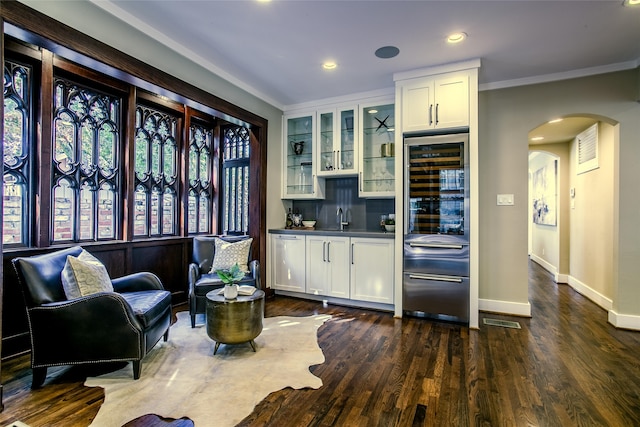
<box><xmin>483</xmin><ymin>318</ymin><xmax>521</xmax><ymax>329</ymax></box>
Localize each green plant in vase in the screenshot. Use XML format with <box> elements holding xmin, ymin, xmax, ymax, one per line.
<box><xmin>216</xmin><ymin>263</ymin><xmax>245</xmax><ymax>299</ymax></box>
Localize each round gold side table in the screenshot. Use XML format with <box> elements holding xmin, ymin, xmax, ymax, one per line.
<box><xmin>205</xmin><ymin>289</ymin><xmax>265</xmax><ymax>355</ymax></box>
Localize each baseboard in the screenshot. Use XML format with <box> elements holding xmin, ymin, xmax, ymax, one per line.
<box><xmin>608</xmin><ymin>310</ymin><xmax>640</xmax><ymax>331</ymax></box>
<box><xmin>479</xmin><ymin>298</ymin><xmax>532</xmax><ymax>317</ymax></box>
<box><xmin>530</xmin><ymin>254</ymin><xmax>558</xmax><ymax>281</ymax></box>
<box><xmin>274</xmin><ymin>290</ymin><xmax>394</xmax><ymax>313</ymax></box>
<box><xmin>567</xmin><ymin>275</ymin><xmax>613</xmax><ymax>311</ymax></box>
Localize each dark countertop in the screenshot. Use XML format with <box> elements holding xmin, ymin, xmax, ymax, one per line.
<box><xmin>269</xmin><ymin>228</ymin><xmax>395</xmax><ymax>239</ymax></box>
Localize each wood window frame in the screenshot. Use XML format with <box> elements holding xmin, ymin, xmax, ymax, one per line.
<box><xmin>1</xmin><ymin>1</ymin><xmax>268</xmax><ymax>268</ymax></box>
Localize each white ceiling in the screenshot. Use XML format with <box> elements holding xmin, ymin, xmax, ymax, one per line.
<box><xmin>94</xmin><ymin>0</ymin><xmax>640</xmax><ymax>112</ymax></box>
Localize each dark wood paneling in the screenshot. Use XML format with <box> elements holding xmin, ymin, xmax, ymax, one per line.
<box><xmin>131</xmin><ymin>241</ymin><xmax>187</xmax><ymax>298</ymax></box>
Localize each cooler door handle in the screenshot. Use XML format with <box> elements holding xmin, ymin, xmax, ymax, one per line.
<box><xmin>409</xmin><ymin>242</ymin><xmax>464</xmax><ymax>250</ymax></box>
<box><xmin>409</xmin><ymin>273</ymin><xmax>463</xmax><ymax>283</ymax></box>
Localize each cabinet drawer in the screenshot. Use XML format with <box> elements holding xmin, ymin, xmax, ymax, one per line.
<box><xmin>403</xmin><ymin>240</ymin><xmax>469</xmax><ymax>277</ymax></box>
<box><xmin>402</xmin><ymin>272</ymin><xmax>469</xmax><ymax>322</ymax></box>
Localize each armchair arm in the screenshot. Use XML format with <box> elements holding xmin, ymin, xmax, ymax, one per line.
<box><xmin>188</xmin><ymin>262</ymin><xmax>201</xmax><ymax>294</ymax></box>
<box><xmin>28</xmin><ymin>293</ymin><xmax>144</xmax><ymax>364</ymax></box>
<box><xmin>249</xmin><ymin>260</ymin><xmax>261</xmax><ymax>290</ymax></box>
<box><xmin>112</xmin><ymin>272</ymin><xmax>164</xmax><ymax>294</ymax></box>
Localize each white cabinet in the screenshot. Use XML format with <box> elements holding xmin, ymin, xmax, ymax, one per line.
<box><xmin>400</xmin><ymin>73</ymin><xmax>469</xmax><ymax>133</ymax></box>
<box><xmin>359</xmin><ymin>100</ymin><xmax>395</xmax><ymax>198</ymax></box>
<box><xmin>270</xmin><ymin>233</ymin><xmax>306</xmax><ymax>292</ymax></box>
<box><xmin>282</xmin><ymin>112</ymin><xmax>325</xmax><ymax>199</ymax></box>
<box><xmin>305</xmin><ymin>235</ymin><xmax>350</xmax><ymax>298</ymax></box>
<box><xmin>350</xmin><ymin>237</ymin><xmax>394</xmax><ymax>304</ymax></box>
<box><xmin>317</xmin><ymin>106</ymin><xmax>358</xmax><ymax>177</ymax></box>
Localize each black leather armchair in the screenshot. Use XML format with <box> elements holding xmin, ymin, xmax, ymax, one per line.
<box><xmin>188</xmin><ymin>235</ymin><xmax>260</xmax><ymax>328</ymax></box>
<box><xmin>12</xmin><ymin>246</ymin><xmax>172</xmax><ymax>388</ymax></box>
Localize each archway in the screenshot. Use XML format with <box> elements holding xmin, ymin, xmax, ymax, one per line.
<box><xmin>527</xmin><ymin>114</ymin><xmax>618</xmax><ymax>312</ymax></box>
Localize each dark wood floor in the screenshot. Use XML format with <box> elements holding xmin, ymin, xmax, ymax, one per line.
<box><xmin>1</xmin><ymin>260</ymin><xmax>639</xmax><ymax>426</ymax></box>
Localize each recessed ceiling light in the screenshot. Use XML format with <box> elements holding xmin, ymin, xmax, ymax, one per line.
<box><xmin>531</xmin><ymin>136</ymin><xmax>544</xmax><ymax>141</ymax></box>
<box><xmin>375</xmin><ymin>46</ymin><xmax>400</xmax><ymax>59</ymax></box>
<box><xmin>548</xmin><ymin>118</ymin><xmax>563</xmax><ymax>124</ymax></box>
<box><xmin>323</xmin><ymin>61</ymin><xmax>337</xmax><ymax>70</ymax></box>
<box><xmin>368</xmin><ymin>109</ymin><xmax>378</xmax><ymax>114</ymax></box>
<box><xmin>447</xmin><ymin>32</ymin><xmax>467</xmax><ymax>44</ymax></box>
<box><xmin>624</xmin><ymin>0</ymin><xmax>640</xmax><ymax>6</ymax></box>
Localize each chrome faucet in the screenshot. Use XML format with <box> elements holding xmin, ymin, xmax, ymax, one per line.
<box><xmin>337</xmin><ymin>207</ymin><xmax>349</xmax><ymax>231</ymax></box>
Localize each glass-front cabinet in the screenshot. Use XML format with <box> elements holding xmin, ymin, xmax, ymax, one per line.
<box><xmin>282</xmin><ymin>112</ymin><xmax>324</xmax><ymax>199</ymax></box>
<box><xmin>317</xmin><ymin>106</ymin><xmax>357</xmax><ymax>177</ymax></box>
<box><xmin>359</xmin><ymin>101</ymin><xmax>395</xmax><ymax>198</ymax></box>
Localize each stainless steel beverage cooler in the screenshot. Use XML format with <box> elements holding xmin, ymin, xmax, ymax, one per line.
<box><xmin>403</xmin><ymin>132</ymin><xmax>470</xmax><ymax>323</ymax></box>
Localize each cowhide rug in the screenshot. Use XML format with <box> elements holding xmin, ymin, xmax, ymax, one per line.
<box><xmin>85</xmin><ymin>311</ymin><xmax>331</xmax><ymax>426</ymax></box>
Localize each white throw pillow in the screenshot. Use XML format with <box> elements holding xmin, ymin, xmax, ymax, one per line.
<box><xmin>61</xmin><ymin>249</ymin><xmax>114</xmax><ymax>299</ymax></box>
<box><xmin>209</xmin><ymin>237</ymin><xmax>253</xmax><ymax>274</ymax></box>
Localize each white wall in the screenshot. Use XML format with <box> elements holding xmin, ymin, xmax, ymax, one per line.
<box><xmin>569</xmin><ymin>122</ymin><xmax>615</xmax><ymax>305</ymax></box>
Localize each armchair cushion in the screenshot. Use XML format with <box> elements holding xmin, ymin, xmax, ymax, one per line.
<box><xmin>61</xmin><ymin>249</ymin><xmax>113</xmax><ymax>299</ymax></box>
<box><xmin>209</xmin><ymin>237</ymin><xmax>253</xmax><ymax>273</ymax></box>
<box><xmin>120</xmin><ymin>290</ymin><xmax>172</xmax><ymax>329</ymax></box>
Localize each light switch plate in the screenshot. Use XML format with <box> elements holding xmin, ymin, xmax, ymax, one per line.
<box><xmin>497</xmin><ymin>194</ymin><xmax>514</xmax><ymax>206</ymax></box>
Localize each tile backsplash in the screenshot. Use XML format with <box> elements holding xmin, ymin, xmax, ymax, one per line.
<box><xmin>291</xmin><ymin>177</ymin><xmax>394</xmax><ymax>231</ymax></box>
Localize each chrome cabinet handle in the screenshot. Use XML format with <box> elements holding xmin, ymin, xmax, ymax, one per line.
<box><xmin>435</xmin><ymin>103</ymin><xmax>439</xmax><ymax>125</ymax></box>
<box><xmin>322</xmin><ymin>241</ymin><xmax>326</xmax><ymax>262</ymax></box>
<box><xmin>327</xmin><ymin>241</ymin><xmax>331</xmax><ymax>262</ymax></box>
<box><xmin>351</xmin><ymin>243</ymin><xmax>354</xmax><ymax>265</ymax></box>
<box><xmin>337</xmin><ymin>150</ymin><xmax>340</xmax><ymax>169</ymax></box>
<box><xmin>278</xmin><ymin>235</ymin><xmax>299</xmax><ymax>240</ymax></box>
<box><xmin>409</xmin><ymin>273</ymin><xmax>463</xmax><ymax>283</ymax></box>
<box><xmin>429</xmin><ymin>104</ymin><xmax>433</xmax><ymax>125</ymax></box>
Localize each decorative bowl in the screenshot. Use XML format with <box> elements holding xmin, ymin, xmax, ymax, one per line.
<box><xmin>302</xmin><ymin>220</ymin><xmax>317</xmax><ymax>228</ymax></box>
<box><xmin>384</xmin><ymin>224</ymin><xmax>395</xmax><ymax>232</ymax></box>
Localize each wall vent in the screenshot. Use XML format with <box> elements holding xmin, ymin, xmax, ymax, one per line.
<box><xmin>577</xmin><ymin>123</ymin><xmax>598</xmax><ymax>174</ymax></box>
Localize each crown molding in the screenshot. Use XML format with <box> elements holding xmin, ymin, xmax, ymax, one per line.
<box><xmin>479</xmin><ymin>60</ymin><xmax>640</xmax><ymax>92</ymax></box>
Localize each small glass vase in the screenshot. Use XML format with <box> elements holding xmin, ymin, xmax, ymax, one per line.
<box><xmin>223</xmin><ymin>284</ymin><xmax>238</xmax><ymax>299</ymax></box>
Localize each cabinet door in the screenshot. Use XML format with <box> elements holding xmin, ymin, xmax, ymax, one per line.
<box><xmin>359</xmin><ymin>101</ymin><xmax>395</xmax><ymax>198</ymax></box>
<box><xmin>317</xmin><ymin>110</ymin><xmax>335</xmax><ymax>177</ymax></box>
<box><xmin>306</xmin><ymin>235</ymin><xmax>328</xmax><ymax>294</ymax></box>
<box><xmin>350</xmin><ymin>238</ymin><xmax>394</xmax><ymax>303</ymax></box>
<box><xmin>282</xmin><ymin>112</ymin><xmax>325</xmax><ymax>199</ymax></box>
<box><xmin>317</xmin><ymin>106</ymin><xmax>357</xmax><ymax>177</ymax></box>
<box><xmin>338</xmin><ymin>108</ymin><xmax>357</xmax><ymax>175</ymax></box>
<box><xmin>400</xmin><ymin>73</ymin><xmax>470</xmax><ymax>133</ymax></box>
<box><xmin>433</xmin><ymin>74</ymin><xmax>469</xmax><ymax>129</ymax></box>
<box><xmin>271</xmin><ymin>234</ymin><xmax>306</xmax><ymax>292</ymax></box>
<box><xmin>401</xmin><ymin>79</ymin><xmax>433</xmax><ymax>133</ymax></box>
<box><xmin>326</xmin><ymin>236</ymin><xmax>350</xmax><ymax>298</ymax></box>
